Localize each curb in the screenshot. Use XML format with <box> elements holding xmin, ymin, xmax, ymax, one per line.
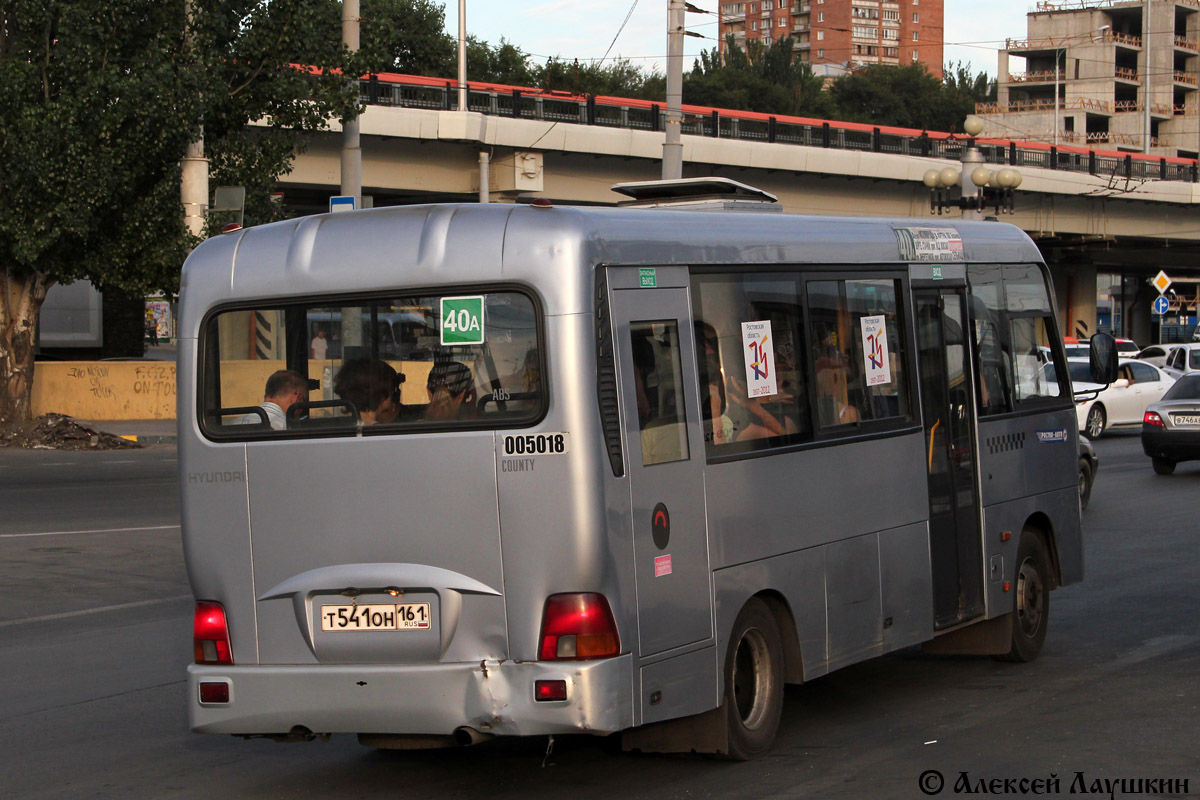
<box><xmin>117</xmin><ymin>434</ymin><xmax>179</xmax><ymax>445</ymax></box>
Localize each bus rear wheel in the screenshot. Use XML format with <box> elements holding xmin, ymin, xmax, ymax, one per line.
<box><xmin>998</xmin><ymin>529</ymin><xmax>1052</xmax><ymax>663</ymax></box>
<box><xmin>722</xmin><ymin>598</ymin><xmax>784</xmax><ymax>760</ymax></box>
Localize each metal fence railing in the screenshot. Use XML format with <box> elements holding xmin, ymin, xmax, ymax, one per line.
<box><xmin>360</xmin><ymin>74</ymin><xmax>1200</xmax><ymax>184</ymax></box>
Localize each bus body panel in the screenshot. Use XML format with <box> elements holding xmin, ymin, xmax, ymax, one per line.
<box><xmin>711</xmin><ymin>519</ymin><xmax>933</xmax><ymax>682</ymax></box>
<box><xmin>245</xmin><ymin>433</ymin><xmax>507</xmax><ymax>666</ymax></box>
<box><xmin>495</xmin><ymin>311</ymin><xmax>625</xmax><ymax>662</ymax></box>
<box><xmin>704</xmin><ymin>433</ymin><xmax>928</xmax><ymax>569</ymax></box>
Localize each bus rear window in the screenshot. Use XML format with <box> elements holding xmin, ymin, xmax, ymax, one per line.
<box><xmin>200</xmin><ymin>291</ymin><xmax>544</xmax><ymax>437</ymax></box>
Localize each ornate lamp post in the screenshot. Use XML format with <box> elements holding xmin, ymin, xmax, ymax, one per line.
<box><xmin>924</xmin><ymin>116</ymin><xmax>1023</xmax><ymax>219</ymax></box>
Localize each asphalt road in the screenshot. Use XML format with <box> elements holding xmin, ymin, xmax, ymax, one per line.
<box><xmin>0</xmin><ymin>435</ymin><xmax>1195</xmax><ymax>800</ymax></box>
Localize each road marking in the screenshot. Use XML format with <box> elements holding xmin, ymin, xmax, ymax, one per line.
<box><xmin>0</xmin><ymin>595</ymin><xmax>193</xmax><ymax>628</ymax></box>
<box><xmin>0</xmin><ymin>524</ymin><xmax>180</xmax><ymax>540</ymax></box>
<box><xmin>103</xmin><ymin>460</ymin><xmax>137</xmax><ymax>464</ymax></box>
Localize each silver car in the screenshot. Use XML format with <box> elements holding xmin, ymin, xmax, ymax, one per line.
<box><xmin>1141</xmin><ymin>374</ymin><xmax>1200</xmax><ymax>475</ymax></box>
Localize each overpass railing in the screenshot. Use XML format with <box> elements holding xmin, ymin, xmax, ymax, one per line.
<box><xmin>361</xmin><ymin>72</ymin><xmax>1200</xmax><ymax>184</ymax></box>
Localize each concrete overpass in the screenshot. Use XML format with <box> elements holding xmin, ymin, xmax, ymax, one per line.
<box><xmin>273</xmin><ymin>76</ymin><xmax>1200</xmax><ymax>344</ymax></box>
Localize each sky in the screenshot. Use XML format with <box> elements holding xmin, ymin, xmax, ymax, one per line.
<box><xmin>445</xmin><ymin>0</ymin><xmax>1035</xmax><ymax>78</ymax></box>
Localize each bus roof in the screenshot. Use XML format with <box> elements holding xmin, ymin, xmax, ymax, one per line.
<box><xmin>179</xmin><ymin>203</ymin><xmax>1044</xmax><ymax>331</ymax></box>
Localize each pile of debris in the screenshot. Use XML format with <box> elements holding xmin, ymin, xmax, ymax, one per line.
<box><xmin>0</xmin><ymin>413</ymin><xmax>142</xmax><ymax>450</ymax></box>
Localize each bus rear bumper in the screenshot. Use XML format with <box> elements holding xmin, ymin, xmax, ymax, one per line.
<box><xmin>188</xmin><ymin>654</ymin><xmax>634</xmax><ymax>738</ymax></box>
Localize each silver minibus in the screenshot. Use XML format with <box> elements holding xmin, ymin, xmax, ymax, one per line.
<box><xmin>179</xmin><ymin>186</ymin><xmax>1108</xmax><ymax>759</ymax></box>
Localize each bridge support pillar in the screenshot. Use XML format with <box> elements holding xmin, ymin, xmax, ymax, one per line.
<box><xmin>1055</xmin><ymin>259</ymin><xmax>1098</xmax><ymax>342</ymax></box>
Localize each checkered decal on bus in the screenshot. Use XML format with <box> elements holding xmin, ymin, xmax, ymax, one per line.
<box><xmin>987</xmin><ymin>432</ymin><xmax>1026</xmax><ymax>454</ymax></box>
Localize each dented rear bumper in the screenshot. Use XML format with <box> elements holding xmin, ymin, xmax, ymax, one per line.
<box><xmin>188</xmin><ymin>654</ymin><xmax>634</xmax><ymax>737</ymax></box>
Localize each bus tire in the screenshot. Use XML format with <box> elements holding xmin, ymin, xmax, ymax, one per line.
<box><xmin>998</xmin><ymin>529</ymin><xmax>1052</xmax><ymax>663</ymax></box>
<box><xmin>722</xmin><ymin>598</ymin><xmax>784</xmax><ymax>760</ymax></box>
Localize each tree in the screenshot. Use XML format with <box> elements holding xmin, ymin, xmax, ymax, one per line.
<box><xmin>0</xmin><ymin>0</ymin><xmax>360</xmax><ymax>425</ymax></box>
<box><xmin>829</xmin><ymin>63</ymin><xmax>945</xmax><ymax>130</ymax></box>
<box><xmin>939</xmin><ymin>61</ymin><xmax>996</xmax><ymax>131</ymax></box>
<box><xmin>828</xmin><ymin>62</ymin><xmax>995</xmax><ymax>132</ymax></box>
<box><xmin>685</xmin><ymin>38</ymin><xmax>835</xmax><ymax>118</ymax></box>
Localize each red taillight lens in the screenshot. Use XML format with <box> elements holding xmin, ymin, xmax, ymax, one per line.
<box><xmin>194</xmin><ymin>601</ymin><xmax>234</xmax><ymax>665</ymax></box>
<box><xmin>534</xmin><ymin>679</ymin><xmax>568</xmax><ymax>702</ymax></box>
<box><xmin>199</xmin><ymin>682</ymin><xmax>230</xmax><ymax>704</ymax></box>
<box><xmin>1144</xmin><ymin>411</ymin><xmax>1164</xmax><ymax>427</ymax></box>
<box><xmin>538</xmin><ymin>593</ymin><xmax>620</xmax><ymax>661</ymax></box>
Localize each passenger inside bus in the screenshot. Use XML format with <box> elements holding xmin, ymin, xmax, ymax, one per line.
<box><xmin>235</xmin><ymin>369</ymin><xmax>309</xmax><ymax>430</ymax></box>
<box><xmin>814</xmin><ymin>323</ymin><xmax>859</xmax><ymax>426</ymax></box>
<box><xmin>699</xmin><ymin>355</ymin><xmax>735</xmax><ymax>445</ymax></box>
<box><xmin>424</xmin><ymin>360</ymin><xmax>478</xmax><ymax>421</ymax></box>
<box><xmin>333</xmin><ymin>358</ymin><xmax>403</xmax><ymax>426</ymax></box>
<box><xmin>694</xmin><ymin>319</ymin><xmax>800</xmax><ymax>442</ymax></box>
<box><xmin>631</xmin><ymin>329</ymin><xmax>688</xmax><ymax>464</ymax></box>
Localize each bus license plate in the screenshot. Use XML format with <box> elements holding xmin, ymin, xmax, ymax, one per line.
<box><xmin>1172</xmin><ymin>414</ymin><xmax>1200</xmax><ymax>427</ymax></box>
<box><xmin>320</xmin><ymin>603</ymin><xmax>431</xmax><ymax>631</ymax></box>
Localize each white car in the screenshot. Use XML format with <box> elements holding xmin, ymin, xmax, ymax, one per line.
<box><xmin>1162</xmin><ymin>342</ymin><xmax>1200</xmax><ymax>380</ymax></box>
<box><xmin>1069</xmin><ymin>358</ymin><xmax>1176</xmax><ymax>438</ymax></box>
<box><xmin>1134</xmin><ymin>344</ymin><xmax>1178</xmax><ymax>368</ymax></box>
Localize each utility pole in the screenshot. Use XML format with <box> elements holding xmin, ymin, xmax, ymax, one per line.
<box><xmin>1143</xmin><ymin>1</ymin><xmax>1152</xmax><ymax>154</ymax></box>
<box><xmin>662</xmin><ymin>0</ymin><xmax>684</xmax><ymax>180</ymax></box>
<box><xmin>181</xmin><ymin>0</ymin><xmax>208</xmax><ymax>238</ymax></box>
<box><xmin>458</xmin><ymin>0</ymin><xmax>468</xmax><ymax>112</ymax></box>
<box><xmin>341</xmin><ymin>0</ymin><xmax>362</xmax><ymax>205</ymax></box>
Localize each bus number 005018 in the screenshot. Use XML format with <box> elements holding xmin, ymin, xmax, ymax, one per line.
<box><xmin>502</xmin><ymin>433</ymin><xmax>569</xmax><ymax>456</ymax></box>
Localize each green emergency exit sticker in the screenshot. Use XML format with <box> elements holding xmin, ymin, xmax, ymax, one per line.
<box><xmin>639</xmin><ymin>268</ymin><xmax>657</xmax><ymax>288</ymax></box>
<box><xmin>440</xmin><ymin>296</ymin><xmax>485</xmax><ymax>345</ymax></box>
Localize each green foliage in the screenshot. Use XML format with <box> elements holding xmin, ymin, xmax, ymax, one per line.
<box><xmin>0</xmin><ymin>1</ymin><xmax>203</xmax><ymax>293</ymax></box>
<box><xmin>686</xmin><ymin>38</ymin><xmax>834</xmax><ymax>118</ymax></box>
<box><xmin>830</xmin><ymin>62</ymin><xmax>996</xmax><ymax>132</ymax></box>
<box><xmin>532</xmin><ymin>57</ymin><xmax>662</xmax><ymax>99</ymax></box>
<box><xmin>0</xmin><ymin>0</ymin><xmax>360</xmax><ymax>297</ymax></box>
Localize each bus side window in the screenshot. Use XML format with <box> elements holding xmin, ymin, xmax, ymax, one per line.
<box><xmin>1003</xmin><ymin>265</ymin><xmax>1064</xmax><ymax>405</ymax></box>
<box><xmin>631</xmin><ymin>321</ymin><xmax>689</xmax><ymax>466</ymax></box>
<box><xmin>809</xmin><ymin>278</ymin><xmax>908</xmax><ymax>428</ymax></box>
<box><xmin>691</xmin><ymin>271</ymin><xmax>810</xmax><ymax>453</ymax></box>
<box><xmin>967</xmin><ymin>266</ymin><xmax>1013</xmax><ymax>415</ymax></box>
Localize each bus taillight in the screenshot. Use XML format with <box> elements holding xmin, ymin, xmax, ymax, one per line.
<box><xmin>194</xmin><ymin>601</ymin><xmax>234</xmax><ymax>665</ymax></box>
<box><xmin>538</xmin><ymin>593</ymin><xmax>620</xmax><ymax>660</ymax></box>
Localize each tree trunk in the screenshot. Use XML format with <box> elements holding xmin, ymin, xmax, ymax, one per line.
<box><xmin>0</xmin><ymin>268</ymin><xmax>53</xmax><ymax>426</ymax></box>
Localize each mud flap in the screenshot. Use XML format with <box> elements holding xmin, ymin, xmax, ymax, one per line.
<box><xmin>620</xmin><ymin>703</ymin><xmax>729</xmax><ymax>755</ymax></box>
<box><xmin>921</xmin><ymin>612</ymin><xmax>1013</xmax><ymax>656</ymax></box>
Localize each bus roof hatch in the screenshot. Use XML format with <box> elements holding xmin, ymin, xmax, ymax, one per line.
<box><xmin>610</xmin><ymin>177</ymin><xmax>781</xmax><ymax>213</ymax></box>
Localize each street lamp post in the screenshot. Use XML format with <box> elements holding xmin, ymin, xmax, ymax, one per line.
<box><xmin>923</xmin><ymin>116</ymin><xmax>1023</xmax><ymax>218</ymax></box>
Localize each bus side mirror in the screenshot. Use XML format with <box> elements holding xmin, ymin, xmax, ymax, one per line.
<box><xmin>1089</xmin><ymin>332</ymin><xmax>1118</xmax><ymax>384</ymax></box>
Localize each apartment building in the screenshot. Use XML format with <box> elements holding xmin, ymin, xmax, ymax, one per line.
<box><xmin>977</xmin><ymin>0</ymin><xmax>1200</xmax><ymax>157</ymax></box>
<box><xmin>717</xmin><ymin>0</ymin><xmax>944</xmax><ymax>79</ymax></box>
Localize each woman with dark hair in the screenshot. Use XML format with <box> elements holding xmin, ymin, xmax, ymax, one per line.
<box><xmin>424</xmin><ymin>360</ymin><xmax>477</xmax><ymax>421</ymax></box>
<box><xmin>333</xmin><ymin>358</ymin><xmax>401</xmax><ymax>426</ymax></box>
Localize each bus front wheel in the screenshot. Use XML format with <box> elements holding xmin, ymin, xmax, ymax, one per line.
<box><xmin>998</xmin><ymin>529</ymin><xmax>1052</xmax><ymax>663</ymax></box>
<box><xmin>722</xmin><ymin>598</ymin><xmax>784</xmax><ymax>760</ymax></box>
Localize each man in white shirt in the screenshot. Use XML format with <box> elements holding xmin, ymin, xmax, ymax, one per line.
<box><xmin>237</xmin><ymin>370</ymin><xmax>308</xmax><ymax>430</ymax></box>
<box><xmin>311</xmin><ymin>329</ymin><xmax>328</xmax><ymax>360</ymax></box>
